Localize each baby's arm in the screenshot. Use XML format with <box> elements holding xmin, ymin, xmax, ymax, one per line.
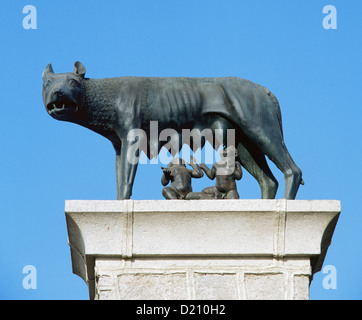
<box><xmin>233</xmin><ymin>162</ymin><xmax>243</xmax><ymax>180</ymax></box>
<box><xmin>200</xmin><ymin>163</ymin><xmax>216</xmax><ymax>180</ymax></box>
<box><xmin>188</xmin><ymin>156</ymin><xmax>204</xmax><ymax>178</ymax></box>
<box><xmin>161</xmin><ymin>167</ymin><xmax>171</xmax><ymax>186</ymax></box>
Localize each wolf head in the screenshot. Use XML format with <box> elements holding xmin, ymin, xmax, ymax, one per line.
<box><xmin>42</xmin><ymin>61</ymin><xmax>86</xmax><ymax>121</ymax></box>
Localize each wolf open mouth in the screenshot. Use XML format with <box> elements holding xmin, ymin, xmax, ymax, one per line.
<box><xmin>46</xmin><ymin>101</ymin><xmax>78</xmax><ymax>114</ymax></box>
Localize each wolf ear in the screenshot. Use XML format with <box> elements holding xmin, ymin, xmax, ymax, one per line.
<box><xmin>74</xmin><ymin>61</ymin><xmax>86</xmax><ymax>78</ymax></box>
<box><xmin>42</xmin><ymin>63</ymin><xmax>54</xmax><ymax>79</ymax></box>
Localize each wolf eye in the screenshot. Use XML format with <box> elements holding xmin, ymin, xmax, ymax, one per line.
<box><xmin>69</xmin><ymin>79</ymin><xmax>78</xmax><ymax>87</ymax></box>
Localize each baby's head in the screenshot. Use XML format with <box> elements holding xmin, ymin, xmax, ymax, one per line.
<box><xmin>219</xmin><ymin>146</ymin><xmax>238</xmax><ymax>159</ymax></box>
<box><xmin>168</xmin><ymin>157</ymin><xmax>186</xmax><ymax>168</ymax></box>
<box><xmin>217</xmin><ymin>146</ymin><xmax>238</xmax><ymax>175</ymax></box>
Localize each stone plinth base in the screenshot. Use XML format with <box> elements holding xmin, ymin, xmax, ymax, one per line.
<box><xmin>65</xmin><ymin>200</ymin><xmax>340</xmax><ymax>300</ymax></box>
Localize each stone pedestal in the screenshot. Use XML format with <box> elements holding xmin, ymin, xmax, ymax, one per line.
<box><xmin>65</xmin><ymin>200</ymin><xmax>340</xmax><ymax>300</ymax></box>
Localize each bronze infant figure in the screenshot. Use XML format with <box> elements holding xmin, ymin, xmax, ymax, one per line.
<box><xmin>186</xmin><ymin>147</ymin><xmax>242</xmax><ymax>200</ymax></box>
<box><xmin>161</xmin><ymin>156</ymin><xmax>203</xmax><ymax>199</ymax></box>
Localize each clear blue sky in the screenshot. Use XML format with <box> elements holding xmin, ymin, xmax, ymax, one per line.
<box><xmin>0</xmin><ymin>0</ymin><xmax>361</xmax><ymax>300</ymax></box>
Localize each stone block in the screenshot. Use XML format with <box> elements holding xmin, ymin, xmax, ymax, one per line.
<box><xmin>244</xmin><ymin>273</ymin><xmax>284</xmax><ymax>300</ymax></box>
<box><xmin>193</xmin><ymin>273</ymin><xmax>238</xmax><ymax>300</ymax></box>
<box><xmin>65</xmin><ymin>199</ymin><xmax>340</xmax><ymax>300</ymax></box>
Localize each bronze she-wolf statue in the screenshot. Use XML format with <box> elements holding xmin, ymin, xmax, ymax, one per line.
<box><xmin>42</xmin><ymin>61</ymin><xmax>303</xmax><ymax>200</ymax></box>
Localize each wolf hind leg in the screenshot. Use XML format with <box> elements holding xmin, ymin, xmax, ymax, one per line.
<box><xmin>246</xmin><ymin>129</ymin><xmax>302</xmax><ymax>199</ymax></box>
<box><xmin>236</xmin><ymin>141</ymin><xmax>279</xmax><ymax>199</ymax></box>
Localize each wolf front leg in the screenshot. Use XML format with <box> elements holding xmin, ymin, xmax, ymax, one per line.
<box><xmin>114</xmin><ymin>140</ymin><xmax>139</xmax><ymax>200</ymax></box>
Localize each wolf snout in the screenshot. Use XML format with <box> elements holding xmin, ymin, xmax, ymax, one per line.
<box><xmin>50</xmin><ymin>88</ymin><xmax>66</xmax><ymax>99</ymax></box>
<box><xmin>54</xmin><ymin>89</ymin><xmax>64</xmax><ymax>97</ymax></box>
<box><xmin>46</xmin><ymin>91</ymin><xmax>78</xmax><ymax>114</ymax></box>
